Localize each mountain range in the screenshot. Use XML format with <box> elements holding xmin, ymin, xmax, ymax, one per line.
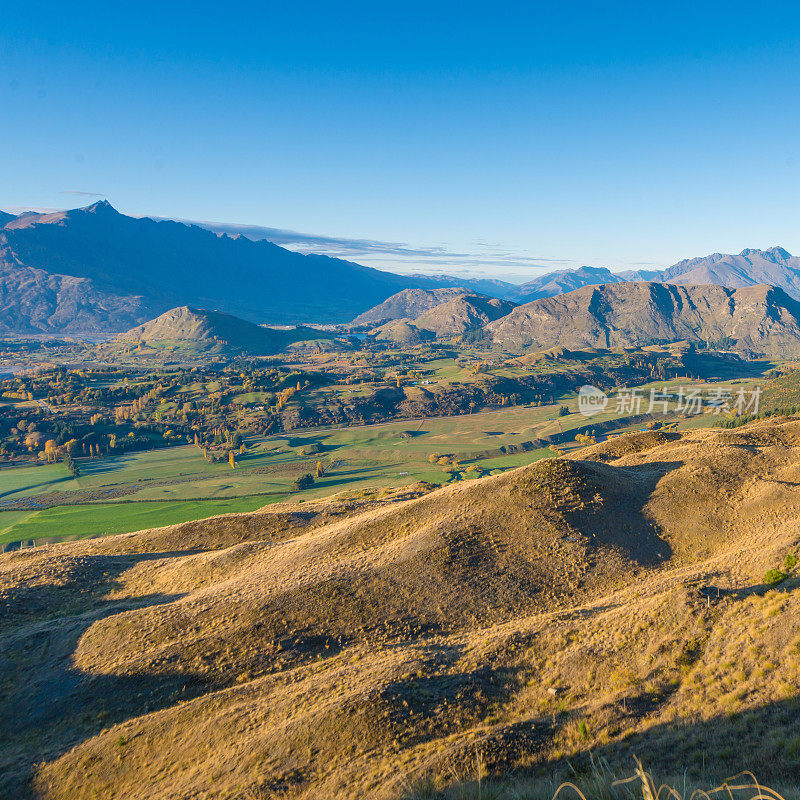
<box><xmin>4</xmin><ymin>201</ymin><xmax>800</xmax><ymax>337</ymax></box>
<box><xmin>350</xmin><ymin>280</ymin><xmax>800</xmax><ymax>357</ymax></box>
<box><xmin>508</xmin><ymin>246</ymin><xmax>800</xmax><ymax>303</ymax></box>
<box><xmin>0</xmin><ymin>203</ymin><xmax>498</xmax><ymax>334</ymax></box>
<box><xmin>487</xmin><ymin>281</ymin><xmax>800</xmax><ymax>357</ymax></box>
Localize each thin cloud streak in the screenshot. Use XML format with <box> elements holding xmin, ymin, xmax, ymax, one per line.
<box><xmin>160</xmin><ymin>216</ymin><xmax>581</xmax><ymax>278</ymax></box>
<box><xmin>60</xmin><ymin>190</ymin><xmax>107</xmax><ymax>197</ymax></box>
<box><xmin>1</xmin><ymin>207</ymin><xmax>632</xmax><ymax>281</ymax></box>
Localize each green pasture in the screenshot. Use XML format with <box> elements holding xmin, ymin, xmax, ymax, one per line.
<box><xmin>0</xmin><ymin>496</ymin><xmax>275</xmax><ymax>545</ymax></box>
<box><xmin>0</xmin><ymin>370</ymin><xmax>771</xmax><ymax>544</ymax></box>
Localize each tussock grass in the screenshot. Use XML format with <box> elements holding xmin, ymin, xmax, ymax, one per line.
<box><xmin>6</xmin><ymin>418</ymin><xmax>800</xmax><ymax>799</ymax></box>
<box><xmin>401</xmin><ymin>757</ymin><xmax>800</xmax><ymax>800</ymax></box>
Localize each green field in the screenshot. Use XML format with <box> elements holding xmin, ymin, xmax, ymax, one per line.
<box><xmin>0</xmin><ymin>496</ymin><xmax>273</xmax><ymax>545</ymax></box>
<box><xmin>0</xmin><ymin>373</ymin><xmax>766</xmax><ymax>545</ymax></box>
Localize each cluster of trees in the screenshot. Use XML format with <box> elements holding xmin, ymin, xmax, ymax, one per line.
<box><xmin>427</xmin><ymin>452</ymin><xmax>488</xmax><ymax>481</ymax></box>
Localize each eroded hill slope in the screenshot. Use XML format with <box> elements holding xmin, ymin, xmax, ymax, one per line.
<box><xmin>3</xmin><ymin>419</ymin><xmax>800</xmax><ymax>798</ymax></box>
<box><xmin>487</xmin><ymin>281</ymin><xmax>800</xmax><ymax>356</ymax></box>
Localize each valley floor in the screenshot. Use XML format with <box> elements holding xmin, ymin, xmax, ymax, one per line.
<box><xmin>0</xmin><ymin>376</ymin><xmax>742</xmax><ymax>548</ymax></box>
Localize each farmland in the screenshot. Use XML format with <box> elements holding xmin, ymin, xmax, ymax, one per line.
<box><xmin>0</xmin><ymin>369</ymin><xmax>766</xmax><ymax>545</ymax></box>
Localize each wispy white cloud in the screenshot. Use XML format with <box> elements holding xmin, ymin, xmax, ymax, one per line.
<box><xmin>60</xmin><ymin>190</ymin><xmax>106</xmax><ymax>197</ymax></box>
<box><xmin>156</xmin><ymin>216</ymin><xmax>580</xmax><ymax>280</ymax></box>
<box><xmin>1</xmin><ymin>204</ymin><xmax>625</xmax><ymax>283</ymax></box>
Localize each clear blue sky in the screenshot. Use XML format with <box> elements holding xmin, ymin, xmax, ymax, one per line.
<box><xmin>2</xmin><ymin>1</ymin><xmax>800</xmax><ymax>280</ymax></box>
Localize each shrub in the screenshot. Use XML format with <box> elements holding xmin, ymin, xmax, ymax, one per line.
<box><xmin>298</xmin><ymin>443</ymin><xmax>321</xmax><ymax>456</ymax></box>
<box><xmin>293</xmin><ymin>473</ymin><xmax>315</xmax><ymax>491</ymax></box>
<box><xmin>764</xmin><ymin>569</ymin><xmax>788</xmax><ymax>586</ymax></box>
<box><xmin>785</xmin><ymin>553</ymin><xmax>798</xmax><ymax>572</ymax></box>
<box><xmin>62</xmin><ymin>452</ymin><xmax>80</xmax><ymax>478</ymax></box>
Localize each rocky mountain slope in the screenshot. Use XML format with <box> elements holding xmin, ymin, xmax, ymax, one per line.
<box><xmin>512</xmin><ymin>248</ymin><xmax>800</xmax><ymax>303</ymax></box>
<box><xmin>371</xmin><ymin>293</ymin><xmax>516</xmax><ymax>342</ymax></box>
<box><xmin>117</xmin><ymin>306</ymin><xmax>327</xmax><ymax>355</ymax></box>
<box><xmin>511</xmin><ymin>265</ymin><xmax>626</xmax><ymax>302</ymax></box>
<box><xmin>411</xmin><ymin>294</ymin><xmax>516</xmax><ymax>337</ymax></box>
<box><xmin>3</xmin><ymin>418</ymin><xmax>800</xmax><ymax>798</ymax></box>
<box><xmin>661</xmin><ymin>246</ymin><xmax>800</xmax><ymax>294</ymax></box>
<box><xmin>487</xmin><ymin>281</ymin><xmax>800</xmax><ymax>356</ymax></box>
<box><xmin>351</xmin><ymin>287</ymin><xmax>470</xmax><ymax>325</ymax></box>
<box><xmin>0</xmin><ymin>261</ymin><xmax>148</xmax><ymax>335</ymax></box>
<box><xmin>0</xmin><ymin>203</ymin><xmax>496</xmax><ymax>333</ymax></box>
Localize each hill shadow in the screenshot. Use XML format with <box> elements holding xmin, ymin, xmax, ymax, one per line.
<box><xmin>552</xmin><ymin>459</ymin><xmax>682</xmax><ymax>567</ymax></box>
<box><xmin>76</xmin><ymin>454</ymin><xmax>139</xmax><ymax>475</ymax></box>
<box><xmin>468</xmin><ymin>694</ymin><xmax>800</xmax><ymax>789</ymax></box>
<box><xmin>0</xmin><ymin>549</ymin><xmax>208</xmax><ymax>798</ymax></box>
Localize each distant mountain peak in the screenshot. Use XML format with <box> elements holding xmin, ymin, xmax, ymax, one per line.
<box><xmin>573</xmin><ymin>265</ymin><xmax>614</xmax><ymax>275</ymax></box>
<box><xmin>81</xmin><ymin>199</ymin><xmax>116</xmax><ymax>214</ymax></box>
<box><xmin>512</xmin><ymin>265</ymin><xmax>624</xmax><ymax>303</ymax></box>
<box><xmin>767</xmin><ymin>246</ymin><xmax>792</xmax><ymax>259</ymax></box>
<box><xmin>737</xmin><ymin>246</ymin><xmax>791</xmax><ymax>261</ymax></box>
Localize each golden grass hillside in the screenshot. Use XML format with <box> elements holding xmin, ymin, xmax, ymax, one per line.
<box><xmin>3</xmin><ymin>418</ymin><xmax>800</xmax><ymax>799</ymax></box>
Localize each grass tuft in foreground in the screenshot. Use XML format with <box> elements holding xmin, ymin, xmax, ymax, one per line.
<box><xmin>400</xmin><ymin>757</ymin><xmax>799</xmax><ymax>800</ymax></box>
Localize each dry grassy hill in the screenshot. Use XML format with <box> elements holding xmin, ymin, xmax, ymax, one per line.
<box><xmin>117</xmin><ymin>306</ymin><xmax>327</xmax><ymax>355</ymax></box>
<box><xmin>3</xmin><ymin>419</ymin><xmax>800</xmax><ymax>799</ymax></box>
<box><xmin>371</xmin><ymin>294</ymin><xmax>515</xmax><ymax>343</ymax></box>
<box><xmin>487</xmin><ymin>282</ymin><xmax>800</xmax><ymax>357</ymax></box>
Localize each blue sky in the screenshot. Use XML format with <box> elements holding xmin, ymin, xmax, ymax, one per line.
<box><xmin>2</xmin><ymin>1</ymin><xmax>800</xmax><ymax>281</ymax></box>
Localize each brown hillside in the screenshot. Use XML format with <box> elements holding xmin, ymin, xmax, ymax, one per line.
<box><xmin>4</xmin><ymin>419</ymin><xmax>800</xmax><ymax>798</ymax></box>
<box><xmin>117</xmin><ymin>306</ymin><xmax>328</xmax><ymax>355</ymax></box>
<box><xmin>412</xmin><ymin>295</ymin><xmax>515</xmax><ymax>337</ymax></box>
<box><xmin>352</xmin><ymin>287</ymin><xmax>470</xmax><ymax>326</ymax></box>
<box><xmin>487</xmin><ymin>281</ymin><xmax>800</xmax><ymax>356</ymax></box>
<box><xmin>371</xmin><ymin>294</ymin><xmax>515</xmax><ymax>343</ymax></box>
